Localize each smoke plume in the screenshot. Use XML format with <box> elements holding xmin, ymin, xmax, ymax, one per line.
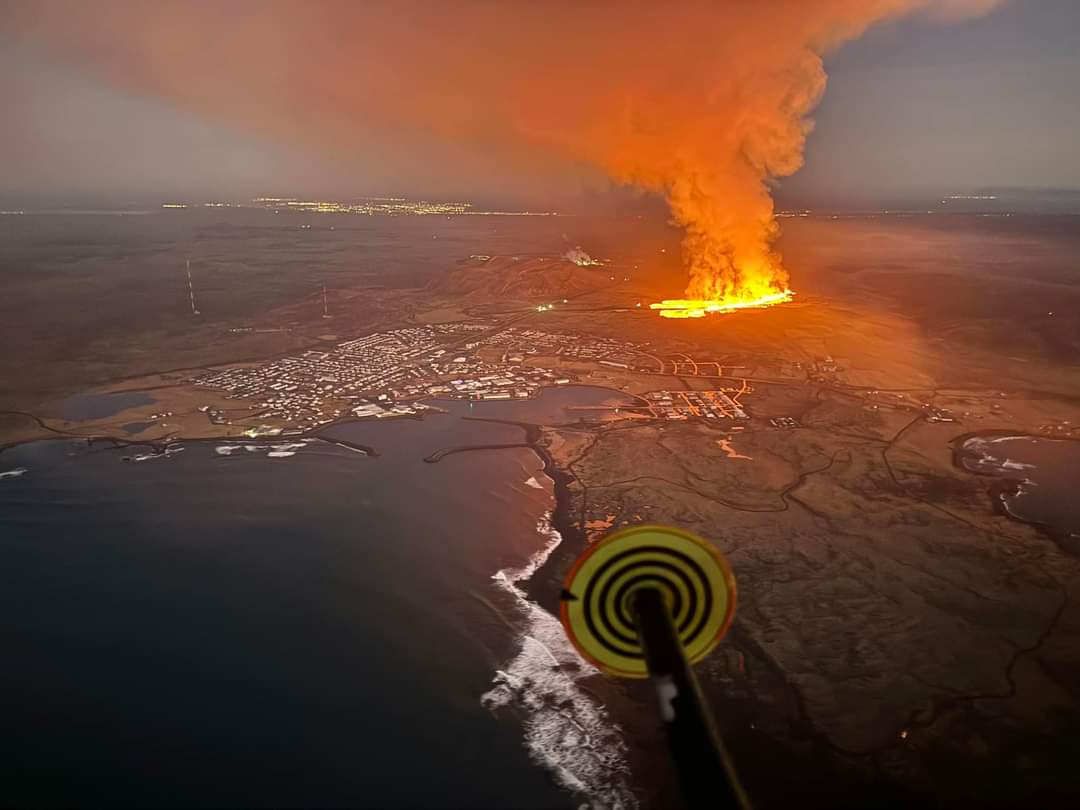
<box><xmin>7</xmin><ymin>0</ymin><xmax>1002</xmax><ymax>301</ymax></box>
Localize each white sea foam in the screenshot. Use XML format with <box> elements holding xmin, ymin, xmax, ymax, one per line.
<box><xmin>964</xmin><ymin>437</ymin><xmax>1038</xmax><ymax>474</ymax></box>
<box><xmin>963</xmin><ymin>438</ymin><xmax>997</xmax><ymax>460</ymax></box>
<box><xmin>972</xmin><ymin>434</ymin><xmax>1042</xmax><ymax>452</ymax></box>
<box><xmin>130</xmin><ymin>445</ymin><xmax>184</xmax><ymax>462</ymax></box>
<box><xmin>218</xmin><ymin>441</ymin><xmax>310</xmax><ymax>459</ymax></box>
<box><xmin>0</xmin><ymin>467</ymin><xmax>28</xmax><ymax>480</ymax></box>
<box><xmin>1001</xmin><ymin>459</ymin><xmax>1036</xmax><ymax>472</ymax></box>
<box><xmin>483</xmin><ymin>511</ymin><xmax>637</xmax><ymax>809</ymax></box>
<box><xmin>271</xmin><ymin>442</ymin><xmax>308</xmax><ymax>453</ymax></box>
<box><xmin>523</xmin><ymin>476</ymin><xmax>545</xmax><ymax>490</ymax></box>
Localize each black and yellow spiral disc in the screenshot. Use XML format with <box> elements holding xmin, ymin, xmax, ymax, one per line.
<box><xmin>559</xmin><ymin>525</ymin><xmax>736</xmax><ymax>678</ymax></box>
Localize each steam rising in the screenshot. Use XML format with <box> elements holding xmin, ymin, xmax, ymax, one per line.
<box><xmin>562</xmin><ymin>248</ymin><xmax>604</xmax><ymax>268</ymax></box>
<box><xmin>9</xmin><ymin>0</ymin><xmax>1002</xmax><ymax>300</ymax></box>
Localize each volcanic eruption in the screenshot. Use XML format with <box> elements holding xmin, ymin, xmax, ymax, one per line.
<box><xmin>8</xmin><ymin>0</ymin><xmax>1002</xmax><ymax>315</ymax></box>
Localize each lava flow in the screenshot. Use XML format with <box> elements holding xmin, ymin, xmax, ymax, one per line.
<box><xmin>650</xmin><ymin>289</ymin><xmax>795</xmax><ymax>319</ymax></box>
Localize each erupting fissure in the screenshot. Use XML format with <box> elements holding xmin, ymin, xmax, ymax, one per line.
<box><xmin>650</xmin><ymin>289</ymin><xmax>795</xmax><ymax>319</ymax></box>
<box><xmin>650</xmin><ymin>176</ymin><xmax>799</xmax><ymax>317</ymax></box>
<box><xmin>651</xmin><ymin>230</ymin><xmax>795</xmax><ymax>318</ymax></box>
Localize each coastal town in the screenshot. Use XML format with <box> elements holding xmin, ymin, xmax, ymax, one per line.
<box><xmin>190</xmin><ymin>323</ymin><xmax>756</xmax><ymax>431</ymax></box>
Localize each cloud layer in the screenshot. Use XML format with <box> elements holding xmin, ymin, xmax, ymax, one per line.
<box><xmin>7</xmin><ymin>0</ymin><xmax>1003</xmax><ymax>297</ymax></box>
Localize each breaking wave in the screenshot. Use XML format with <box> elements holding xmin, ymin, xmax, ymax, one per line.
<box><xmin>215</xmin><ymin>441</ymin><xmax>311</xmax><ymax>458</ymax></box>
<box><xmin>127</xmin><ymin>444</ymin><xmax>185</xmax><ymax>462</ymax></box>
<box><xmin>1001</xmin><ymin>459</ymin><xmax>1036</xmax><ymax>472</ymax></box>
<box><xmin>483</xmin><ymin>511</ymin><xmax>637</xmax><ymax>809</ymax></box>
<box><xmin>0</xmin><ymin>467</ymin><xmax>28</xmax><ymax>480</ymax></box>
<box><xmin>962</xmin><ymin>435</ymin><xmax>1039</xmax><ymax>475</ymax></box>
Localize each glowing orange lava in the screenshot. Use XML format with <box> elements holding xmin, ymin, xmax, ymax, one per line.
<box><xmin>650</xmin><ymin>289</ymin><xmax>795</xmax><ymax>319</ymax></box>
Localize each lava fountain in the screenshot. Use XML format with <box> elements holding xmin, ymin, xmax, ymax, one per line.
<box><xmin>650</xmin><ymin>288</ymin><xmax>794</xmax><ymax>319</ymax></box>
<box><xmin>649</xmin><ymin>198</ymin><xmax>797</xmax><ymax>318</ymax></box>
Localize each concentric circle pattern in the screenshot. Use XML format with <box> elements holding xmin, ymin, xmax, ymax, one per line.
<box><xmin>560</xmin><ymin>525</ymin><xmax>736</xmax><ymax>678</ymax></box>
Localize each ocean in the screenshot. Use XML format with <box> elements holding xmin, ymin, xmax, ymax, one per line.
<box><xmin>0</xmin><ymin>389</ymin><xmax>637</xmax><ymax>808</ymax></box>
<box><xmin>957</xmin><ymin>432</ymin><xmax>1080</xmax><ymax>547</ymax></box>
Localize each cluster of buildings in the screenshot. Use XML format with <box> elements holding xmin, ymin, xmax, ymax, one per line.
<box><xmin>162</xmin><ymin>197</ymin><xmax>559</xmax><ymax>217</ymax></box>
<box><xmin>192</xmin><ymin>326</ymin><xmax>458</xmax><ymax>429</ymax></box>
<box><xmin>250</xmin><ymin>197</ymin><xmax>473</xmax><ymax>216</ymax></box>
<box><xmin>192</xmin><ymin>323</ymin><xmax>589</xmax><ymax>428</ymax></box>
<box><xmin>923</xmin><ymin>405</ymin><xmax>957</xmax><ymax>423</ymax></box>
<box><xmin>1038</xmin><ymin>420</ymin><xmax>1078</xmax><ymax>437</ymax></box>
<box><xmin>398</xmin><ymin>356</ymin><xmax>570</xmax><ymax>402</ymax></box>
<box><xmin>192</xmin><ymin>321</ymin><xmax>762</xmax><ymax>431</ymax></box>
<box><xmin>477</xmin><ymin>327</ymin><xmax>648</xmax><ymax>369</ymax></box>
<box><xmin>770</xmin><ymin>417</ymin><xmax>801</xmax><ymax>430</ymax></box>
<box><xmin>643</xmin><ymin>390</ymin><xmax>749</xmax><ymax>420</ymax></box>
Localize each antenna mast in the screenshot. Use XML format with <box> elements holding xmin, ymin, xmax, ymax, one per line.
<box><xmin>186</xmin><ymin>258</ymin><xmax>200</xmax><ymax>316</ymax></box>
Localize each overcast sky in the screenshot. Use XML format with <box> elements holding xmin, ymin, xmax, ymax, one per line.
<box><xmin>783</xmin><ymin>0</ymin><xmax>1080</xmax><ymax>203</ymax></box>
<box><xmin>1</xmin><ymin>0</ymin><xmax>1076</xmax><ymax>206</ymax></box>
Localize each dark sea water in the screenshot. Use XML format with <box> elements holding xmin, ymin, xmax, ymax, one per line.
<box><xmin>60</xmin><ymin>391</ymin><xmax>156</xmax><ymax>421</ymax></box>
<box><xmin>0</xmin><ymin>389</ymin><xmax>636</xmax><ymax>808</ymax></box>
<box><xmin>957</xmin><ymin>433</ymin><xmax>1080</xmax><ymax>547</ymax></box>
